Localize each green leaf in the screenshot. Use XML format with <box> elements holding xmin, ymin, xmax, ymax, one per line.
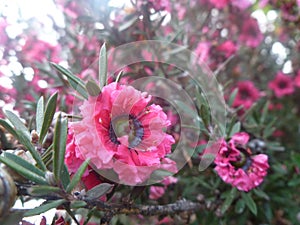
<box><xmin>24</xmin><ymin>199</ymin><xmax>66</xmax><ymax>217</ymax></box>
<box><xmin>221</xmin><ymin>188</ymin><xmax>237</xmax><ymax>214</ymax></box>
<box><xmin>4</xmin><ymin>110</ymin><xmax>30</xmax><ymax>141</ymax></box>
<box><xmin>0</xmin><ymin>156</ymin><xmax>47</xmax><ymax>184</ymax></box>
<box><xmin>228</xmin><ymin>121</ymin><xmax>241</xmax><ymax>137</ymax></box>
<box><xmin>86</xmin><ymin>79</ymin><xmax>101</xmax><ymax>96</ymax></box>
<box><xmin>228</xmin><ymin>88</ymin><xmax>238</xmax><ymax>107</ymax></box>
<box><xmin>99</xmin><ymin>43</ymin><xmax>107</xmax><ymax>90</ymax></box>
<box><xmin>260</xmin><ymin>101</ymin><xmax>270</xmax><ymax>124</ymax></box>
<box><xmin>3</xmin><ymin>152</ymin><xmax>45</xmax><ymax>177</ymax></box>
<box><xmin>115</xmin><ymin>71</ymin><xmax>123</xmax><ymax>83</ymax></box>
<box><xmin>0</xmin><ymin>119</ymin><xmax>18</xmax><ymax>138</ymax></box>
<box><xmin>28</xmin><ymin>185</ymin><xmax>61</xmax><ymax>196</ymax></box>
<box><xmin>118</xmin><ymin>14</ymin><xmax>139</xmax><ymax>32</ymax></box>
<box><xmin>16</xmin><ymin>130</ymin><xmax>46</xmax><ymax>171</ymax></box>
<box><xmin>70</xmin><ymin>200</ymin><xmax>87</xmax><ymax>209</ymax></box>
<box><xmin>61</xmin><ymin>164</ymin><xmax>71</xmax><ymax>190</ymax></box>
<box><xmin>66</xmin><ymin>159</ymin><xmax>90</xmax><ymax>193</ymax></box>
<box><xmin>241</xmin><ymin>192</ymin><xmax>257</xmax><ymax>215</ymax></box>
<box><xmin>234</xmin><ymin>198</ymin><xmax>245</xmax><ymax>214</ymax></box>
<box><xmin>50</xmin><ymin>62</ymin><xmax>88</xmax><ymax>99</ymax></box>
<box><xmin>253</xmin><ymin>188</ymin><xmax>270</xmax><ymax>200</ymax></box>
<box><xmin>39</xmin><ymin>92</ymin><xmax>58</xmax><ymax>144</ymax></box>
<box><xmin>53</xmin><ymin>113</ymin><xmax>68</xmax><ymax>180</ymax></box>
<box><xmin>36</xmin><ymin>96</ymin><xmax>44</xmax><ymax>135</ymax></box>
<box><xmin>85</xmin><ymin>183</ymin><xmax>113</xmax><ymax>200</ymax></box>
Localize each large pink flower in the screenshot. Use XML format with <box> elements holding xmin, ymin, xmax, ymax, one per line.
<box><xmin>70</xmin><ymin>82</ymin><xmax>177</xmax><ymax>185</ymax></box>
<box><xmin>214</xmin><ymin>132</ymin><xmax>269</xmax><ymax>191</ymax></box>
<box><xmin>232</xmin><ymin>81</ymin><xmax>260</xmax><ymax>110</ymax></box>
<box><xmin>65</xmin><ymin>129</ymin><xmax>102</xmax><ymax>190</ymax></box>
<box><xmin>268</xmin><ymin>72</ymin><xmax>294</xmax><ymax>98</ymax></box>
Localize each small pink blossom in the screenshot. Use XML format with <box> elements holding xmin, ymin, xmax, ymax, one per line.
<box><xmin>268</xmin><ymin>72</ymin><xmax>294</xmax><ymax>98</ymax></box>
<box><xmin>231</xmin><ymin>0</ymin><xmax>252</xmax><ymax>10</ymax></box>
<box><xmin>295</xmin><ymin>70</ymin><xmax>300</xmax><ymax>87</ymax></box>
<box><xmin>232</xmin><ymin>81</ymin><xmax>260</xmax><ymax>110</ymax></box>
<box><xmin>194</xmin><ymin>42</ymin><xmax>211</xmax><ymax>64</ymax></box>
<box><xmin>214</xmin><ymin>132</ymin><xmax>269</xmax><ymax>191</ymax></box>
<box><xmin>209</xmin><ymin>0</ymin><xmax>229</xmax><ymax>9</ymax></box>
<box><xmin>215</xmin><ymin>41</ymin><xmax>237</xmax><ymax>58</ymax></box>
<box><xmin>149</xmin><ymin>186</ymin><xmax>165</xmax><ymax>200</ymax></box>
<box><xmin>70</xmin><ymin>82</ymin><xmax>177</xmax><ymax>185</ymax></box>
<box><xmin>238</xmin><ymin>17</ymin><xmax>263</xmax><ymax>48</ymax></box>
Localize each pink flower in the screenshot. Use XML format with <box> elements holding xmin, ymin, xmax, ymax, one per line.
<box><xmin>295</xmin><ymin>70</ymin><xmax>300</xmax><ymax>87</ymax></box>
<box><xmin>70</xmin><ymin>82</ymin><xmax>177</xmax><ymax>185</ymax></box>
<box><xmin>215</xmin><ymin>41</ymin><xmax>237</xmax><ymax>58</ymax></box>
<box><xmin>194</xmin><ymin>42</ymin><xmax>211</xmax><ymax>64</ymax></box>
<box><xmin>21</xmin><ymin>38</ymin><xmax>61</xmax><ymax>63</ymax></box>
<box><xmin>231</xmin><ymin>0</ymin><xmax>252</xmax><ymax>10</ymax></box>
<box><xmin>238</xmin><ymin>17</ymin><xmax>263</xmax><ymax>48</ymax></box>
<box><xmin>232</xmin><ymin>81</ymin><xmax>260</xmax><ymax>110</ymax></box>
<box><xmin>209</xmin><ymin>0</ymin><xmax>229</xmax><ymax>8</ymax></box>
<box><xmin>0</xmin><ymin>18</ymin><xmax>8</xmax><ymax>46</ymax></box>
<box><xmin>268</xmin><ymin>72</ymin><xmax>294</xmax><ymax>98</ymax></box>
<box><xmin>149</xmin><ymin>186</ymin><xmax>165</xmax><ymax>200</ymax></box>
<box><xmin>214</xmin><ymin>132</ymin><xmax>269</xmax><ymax>191</ymax></box>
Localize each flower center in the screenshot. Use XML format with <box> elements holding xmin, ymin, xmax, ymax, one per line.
<box><xmin>231</xmin><ymin>151</ymin><xmax>247</xmax><ymax>168</ymax></box>
<box><xmin>278</xmin><ymin>81</ymin><xmax>287</xmax><ymax>89</ymax></box>
<box><xmin>109</xmin><ymin>115</ymin><xmax>144</xmax><ymax>148</ymax></box>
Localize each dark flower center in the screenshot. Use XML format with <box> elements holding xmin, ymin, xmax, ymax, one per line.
<box><xmin>239</xmin><ymin>89</ymin><xmax>250</xmax><ymax>100</ymax></box>
<box><xmin>109</xmin><ymin>114</ymin><xmax>144</xmax><ymax>148</ymax></box>
<box><xmin>278</xmin><ymin>81</ymin><xmax>287</xmax><ymax>89</ymax></box>
<box><xmin>230</xmin><ymin>151</ymin><xmax>252</xmax><ymax>171</ymax></box>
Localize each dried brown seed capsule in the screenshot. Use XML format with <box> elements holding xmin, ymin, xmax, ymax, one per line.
<box><xmin>0</xmin><ymin>168</ymin><xmax>17</xmax><ymax>218</ymax></box>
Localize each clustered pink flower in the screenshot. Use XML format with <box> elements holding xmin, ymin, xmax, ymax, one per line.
<box><xmin>214</xmin><ymin>132</ymin><xmax>269</xmax><ymax>192</ymax></box>
<box><xmin>67</xmin><ymin>82</ymin><xmax>177</xmax><ymax>185</ymax></box>
<box><xmin>232</xmin><ymin>81</ymin><xmax>260</xmax><ymax>110</ymax></box>
<box><xmin>268</xmin><ymin>72</ymin><xmax>294</xmax><ymax>98</ymax></box>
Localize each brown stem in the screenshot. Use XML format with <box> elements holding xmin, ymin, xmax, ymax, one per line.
<box><xmin>85</xmin><ymin>199</ymin><xmax>211</xmax><ymax>217</ymax></box>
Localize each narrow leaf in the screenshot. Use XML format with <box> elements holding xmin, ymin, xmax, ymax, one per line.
<box><xmin>4</xmin><ymin>110</ymin><xmax>30</xmax><ymax>140</ymax></box>
<box><xmin>36</xmin><ymin>96</ymin><xmax>44</xmax><ymax>135</ymax></box>
<box><xmin>66</xmin><ymin>160</ymin><xmax>89</xmax><ymax>193</ymax></box>
<box><xmin>85</xmin><ymin>183</ymin><xmax>113</xmax><ymax>200</ymax></box>
<box><xmin>24</xmin><ymin>199</ymin><xmax>66</xmax><ymax>217</ymax></box>
<box><xmin>28</xmin><ymin>185</ymin><xmax>61</xmax><ymax>196</ymax></box>
<box><xmin>39</xmin><ymin>92</ymin><xmax>58</xmax><ymax>145</ymax></box>
<box><xmin>241</xmin><ymin>192</ymin><xmax>257</xmax><ymax>215</ymax></box>
<box><xmin>16</xmin><ymin>130</ymin><xmax>46</xmax><ymax>171</ymax></box>
<box><xmin>228</xmin><ymin>88</ymin><xmax>238</xmax><ymax>107</ymax></box>
<box><xmin>0</xmin><ymin>156</ymin><xmax>47</xmax><ymax>184</ymax></box>
<box><xmin>60</xmin><ymin>164</ymin><xmax>71</xmax><ymax>190</ymax></box>
<box><xmin>221</xmin><ymin>188</ymin><xmax>237</xmax><ymax>214</ymax></box>
<box><xmin>0</xmin><ymin>119</ymin><xmax>18</xmax><ymax>138</ymax></box>
<box><xmin>99</xmin><ymin>43</ymin><xmax>107</xmax><ymax>90</ymax></box>
<box><xmin>115</xmin><ymin>71</ymin><xmax>123</xmax><ymax>83</ymax></box>
<box><xmin>53</xmin><ymin>113</ymin><xmax>68</xmax><ymax>180</ymax></box>
<box><xmin>86</xmin><ymin>79</ymin><xmax>101</xmax><ymax>96</ymax></box>
<box><xmin>260</xmin><ymin>101</ymin><xmax>270</xmax><ymax>124</ymax></box>
<box><xmin>50</xmin><ymin>62</ymin><xmax>88</xmax><ymax>99</ymax></box>
<box><xmin>70</xmin><ymin>200</ymin><xmax>87</xmax><ymax>209</ymax></box>
<box><xmin>3</xmin><ymin>152</ymin><xmax>45</xmax><ymax>177</ymax></box>
<box><xmin>229</xmin><ymin>121</ymin><xmax>241</xmax><ymax>137</ymax></box>
<box><xmin>234</xmin><ymin>198</ymin><xmax>245</xmax><ymax>214</ymax></box>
